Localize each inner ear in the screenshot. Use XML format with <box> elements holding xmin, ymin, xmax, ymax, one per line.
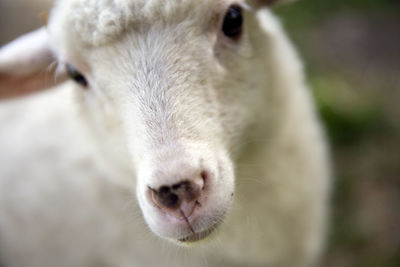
<box><xmin>0</xmin><ymin>28</ymin><xmax>66</xmax><ymax>99</ymax></box>
<box><xmin>0</xmin><ymin>66</ymin><xmax>66</xmax><ymax>99</ymax></box>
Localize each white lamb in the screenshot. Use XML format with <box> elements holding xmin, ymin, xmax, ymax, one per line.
<box><xmin>0</xmin><ymin>0</ymin><xmax>330</xmax><ymax>266</ymax></box>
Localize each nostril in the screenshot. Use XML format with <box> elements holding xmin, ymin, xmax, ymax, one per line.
<box><xmin>200</xmin><ymin>170</ymin><xmax>208</xmax><ymax>189</ymax></box>
<box><xmin>159</xmin><ymin>186</ymin><xmax>170</xmax><ymax>195</ymax></box>
<box><xmin>172</xmin><ymin>184</ymin><xmax>181</xmax><ymax>190</ymax></box>
<box><xmin>200</xmin><ymin>170</ymin><xmax>208</xmax><ymax>181</ymax></box>
<box><xmin>152</xmin><ymin>186</ymin><xmax>181</xmax><ymax>210</ymax></box>
<box><xmin>147</xmin><ymin>170</ymin><xmax>210</xmax><ymax>218</ymax></box>
<box><xmin>160</xmin><ymin>192</ymin><xmax>180</xmax><ymax>209</ymax></box>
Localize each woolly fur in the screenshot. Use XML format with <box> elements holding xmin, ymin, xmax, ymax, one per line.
<box><xmin>0</xmin><ymin>1</ymin><xmax>330</xmax><ymax>267</ymax></box>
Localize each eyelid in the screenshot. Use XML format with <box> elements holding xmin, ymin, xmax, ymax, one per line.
<box><xmin>241</xmin><ymin>2</ymin><xmax>252</xmax><ymax>11</ymax></box>
<box><xmin>66</xmin><ymin>63</ymin><xmax>88</xmax><ymax>87</ymax></box>
<box><xmin>218</xmin><ymin>2</ymin><xmax>245</xmax><ymax>27</ymax></box>
<box><xmin>227</xmin><ymin>1</ymin><xmax>248</xmax><ymax>11</ymax></box>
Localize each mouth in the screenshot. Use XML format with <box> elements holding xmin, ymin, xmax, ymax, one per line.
<box><xmin>178</xmin><ymin>222</ymin><xmax>220</xmax><ymax>243</ymax></box>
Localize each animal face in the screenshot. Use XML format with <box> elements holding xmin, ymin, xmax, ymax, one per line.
<box><xmin>47</xmin><ymin>0</ymin><xmax>270</xmax><ymax>243</ymax></box>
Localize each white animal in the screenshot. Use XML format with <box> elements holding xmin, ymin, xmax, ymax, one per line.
<box><xmin>0</xmin><ymin>0</ymin><xmax>330</xmax><ymax>266</ymax></box>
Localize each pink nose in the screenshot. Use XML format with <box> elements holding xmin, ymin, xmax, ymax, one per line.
<box><xmin>149</xmin><ymin>175</ymin><xmax>205</xmax><ymax>219</ymax></box>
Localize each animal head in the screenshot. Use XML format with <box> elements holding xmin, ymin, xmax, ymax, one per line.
<box><xmin>0</xmin><ymin>0</ymin><xmax>294</xmax><ymax>244</ymax></box>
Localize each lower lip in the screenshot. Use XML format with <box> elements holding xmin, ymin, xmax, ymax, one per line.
<box><xmin>178</xmin><ymin>223</ymin><xmax>219</xmax><ymax>243</ymax></box>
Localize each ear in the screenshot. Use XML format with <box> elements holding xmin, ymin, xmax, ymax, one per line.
<box><xmin>0</xmin><ymin>28</ymin><xmax>65</xmax><ymax>99</ymax></box>
<box><xmin>250</xmin><ymin>0</ymin><xmax>296</xmax><ymax>8</ymax></box>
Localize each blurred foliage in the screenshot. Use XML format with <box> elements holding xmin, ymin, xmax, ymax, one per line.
<box><xmin>310</xmin><ymin>75</ymin><xmax>383</xmax><ymax>145</ymax></box>
<box><xmin>275</xmin><ymin>1</ymin><xmax>400</xmax><ymax>267</ymax></box>
<box><xmin>276</xmin><ymin>0</ymin><xmax>400</xmax><ymax>29</ymax></box>
<box><xmin>274</xmin><ymin>0</ymin><xmax>399</xmax><ymax>145</ymax></box>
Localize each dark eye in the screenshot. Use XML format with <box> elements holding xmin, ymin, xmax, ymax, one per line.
<box><xmin>222</xmin><ymin>5</ymin><xmax>243</xmax><ymax>39</ymax></box>
<box><xmin>66</xmin><ymin>64</ymin><xmax>88</xmax><ymax>87</ymax></box>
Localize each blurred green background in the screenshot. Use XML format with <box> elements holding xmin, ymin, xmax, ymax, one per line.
<box><xmin>276</xmin><ymin>1</ymin><xmax>400</xmax><ymax>266</ymax></box>
<box><xmin>0</xmin><ymin>0</ymin><xmax>399</xmax><ymax>266</ymax></box>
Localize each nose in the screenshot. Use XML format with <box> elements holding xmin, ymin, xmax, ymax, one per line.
<box><xmin>148</xmin><ymin>174</ymin><xmax>205</xmax><ymax>219</ymax></box>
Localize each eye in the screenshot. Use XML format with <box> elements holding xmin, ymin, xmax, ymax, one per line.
<box><xmin>222</xmin><ymin>5</ymin><xmax>243</xmax><ymax>39</ymax></box>
<box><xmin>66</xmin><ymin>64</ymin><xmax>88</xmax><ymax>87</ymax></box>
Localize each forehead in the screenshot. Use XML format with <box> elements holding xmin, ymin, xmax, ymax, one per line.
<box><xmin>49</xmin><ymin>0</ymin><xmax>236</xmax><ymax>47</ymax></box>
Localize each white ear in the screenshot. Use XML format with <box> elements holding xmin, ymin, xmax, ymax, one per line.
<box><xmin>0</xmin><ymin>28</ymin><xmax>53</xmax><ymax>75</ymax></box>
<box><xmin>0</xmin><ymin>28</ymin><xmax>64</xmax><ymax>99</ymax></box>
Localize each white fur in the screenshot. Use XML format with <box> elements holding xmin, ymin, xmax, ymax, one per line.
<box><xmin>0</xmin><ymin>1</ymin><xmax>330</xmax><ymax>267</ymax></box>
